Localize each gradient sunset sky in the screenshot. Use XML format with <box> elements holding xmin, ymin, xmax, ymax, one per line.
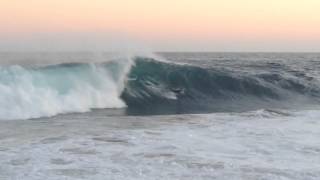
<box><xmin>1</xmin><ymin>0</ymin><xmax>320</xmax><ymax>51</ymax></box>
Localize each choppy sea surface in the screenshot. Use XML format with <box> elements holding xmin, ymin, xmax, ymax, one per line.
<box><xmin>0</xmin><ymin>52</ymin><xmax>319</xmax><ymax>179</ymax></box>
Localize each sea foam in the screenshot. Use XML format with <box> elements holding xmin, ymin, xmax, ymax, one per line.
<box><xmin>0</xmin><ymin>57</ymin><xmax>132</xmax><ymax>120</ymax></box>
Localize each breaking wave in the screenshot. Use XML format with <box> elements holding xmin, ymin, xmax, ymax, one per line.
<box><xmin>0</xmin><ymin>59</ymin><xmax>131</xmax><ymax>120</ymax></box>
<box><xmin>0</xmin><ymin>54</ymin><xmax>320</xmax><ymax>120</ymax></box>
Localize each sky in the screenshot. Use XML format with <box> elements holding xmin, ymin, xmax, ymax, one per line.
<box><xmin>1</xmin><ymin>0</ymin><xmax>320</xmax><ymax>52</ymax></box>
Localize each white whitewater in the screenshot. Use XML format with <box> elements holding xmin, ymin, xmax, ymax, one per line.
<box><xmin>0</xmin><ymin>53</ymin><xmax>133</xmax><ymax>120</ymax></box>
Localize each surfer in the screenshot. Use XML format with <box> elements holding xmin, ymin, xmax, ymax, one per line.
<box><xmin>171</xmin><ymin>87</ymin><xmax>185</xmax><ymax>95</ymax></box>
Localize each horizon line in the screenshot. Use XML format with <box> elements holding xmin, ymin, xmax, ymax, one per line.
<box><xmin>0</xmin><ymin>50</ymin><xmax>320</xmax><ymax>53</ymax></box>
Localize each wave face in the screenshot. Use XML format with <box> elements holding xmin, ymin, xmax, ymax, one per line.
<box><xmin>122</xmin><ymin>56</ymin><xmax>320</xmax><ymax>114</ymax></box>
<box><xmin>0</xmin><ymin>59</ymin><xmax>131</xmax><ymax>120</ymax></box>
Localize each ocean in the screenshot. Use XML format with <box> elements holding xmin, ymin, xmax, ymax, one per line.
<box><xmin>0</xmin><ymin>52</ymin><xmax>319</xmax><ymax>179</ymax></box>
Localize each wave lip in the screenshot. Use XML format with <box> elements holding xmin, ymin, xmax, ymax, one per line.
<box><xmin>0</xmin><ymin>59</ymin><xmax>132</xmax><ymax>120</ymax></box>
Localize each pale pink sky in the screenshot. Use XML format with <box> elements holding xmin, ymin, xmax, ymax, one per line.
<box><xmin>1</xmin><ymin>0</ymin><xmax>320</xmax><ymax>51</ymax></box>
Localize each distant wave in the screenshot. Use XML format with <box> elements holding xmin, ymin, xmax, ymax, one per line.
<box><xmin>0</xmin><ymin>55</ymin><xmax>320</xmax><ymax>120</ymax></box>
